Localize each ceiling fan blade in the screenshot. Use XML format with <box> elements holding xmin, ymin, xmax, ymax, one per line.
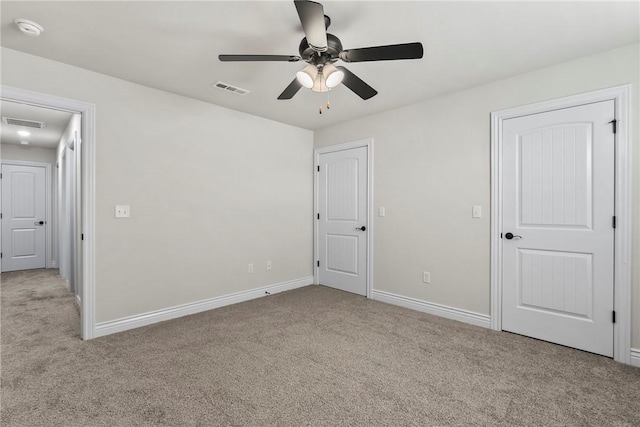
<box><xmin>219</xmin><ymin>54</ymin><xmax>301</xmax><ymax>62</ymax></box>
<box><xmin>339</xmin><ymin>42</ymin><xmax>423</xmax><ymax>63</ymax></box>
<box><xmin>294</xmin><ymin>0</ymin><xmax>328</xmax><ymax>52</ymax></box>
<box><xmin>337</xmin><ymin>66</ymin><xmax>377</xmax><ymax>100</ymax></box>
<box><xmin>278</xmin><ymin>79</ymin><xmax>303</xmax><ymax>100</ymax></box>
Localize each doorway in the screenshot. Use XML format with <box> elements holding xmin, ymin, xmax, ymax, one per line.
<box><xmin>314</xmin><ymin>139</ymin><xmax>373</xmax><ymax>297</ymax></box>
<box><xmin>490</xmin><ymin>86</ymin><xmax>632</xmax><ymax>364</ymax></box>
<box><xmin>1</xmin><ymin>86</ymin><xmax>96</xmax><ymax>340</ymax></box>
<box><xmin>1</xmin><ymin>100</ymin><xmax>81</xmax><ymax>314</ymax></box>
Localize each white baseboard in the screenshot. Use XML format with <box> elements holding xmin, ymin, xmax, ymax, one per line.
<box><xmin>371</xmin><ymin>289</ymin><xmax>491</xmax><ymax>329</ymax></box>
<box><xmin>631</xmin><ymin>348</ymin><xmax>640</xmax><ymax>367</ymax></box>
<box><xmin>94</xmin><ymin>276</ymin><xmax>314</xmax><ymax>338</ymax></box>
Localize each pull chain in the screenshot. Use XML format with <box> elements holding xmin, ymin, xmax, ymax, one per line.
<box><xmin>316</xmin><ymin>72</ymin><xmax>332</xmax><ymax>115</ymax></box>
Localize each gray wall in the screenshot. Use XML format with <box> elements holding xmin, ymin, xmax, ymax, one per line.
<box><xmin>1</xmin><ymin>47</ymin><xmax>314</xmax><ymax>323</ymax></box>
<box><xmin>314</xmin><ymin>43</ymin><xmax>640</xmax><ymax>348</ymax></box>
<box><xmin>3</xmin><ymin>43</ymin><xmax>638</xmax><ymax>350</ymax></box>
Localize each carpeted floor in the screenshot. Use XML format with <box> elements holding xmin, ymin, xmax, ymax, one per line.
<box><xmin>1</xmin><ymin>269</ymin><xmax>639</xmax><ymax>426</ymax></box>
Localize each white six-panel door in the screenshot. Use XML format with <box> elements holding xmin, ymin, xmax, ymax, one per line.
<box><xmin>1</xmin><ymin>163</ymin><xmax>47</xmax><ymax>272</ymax></box>
<box><xmin>502</xmin><ymin>100</ymin><xmax>615</xmax><ymax>357</ymax></box>
<box><xmin>318</xmin><ymin>146</ymin><xmax>368</xmax><ymax>296</ymax></box>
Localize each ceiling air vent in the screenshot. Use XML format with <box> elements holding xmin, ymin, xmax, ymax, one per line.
<box><xmin>213</xmin><ymin>81</ymin><xmax>250</xmax><ymax>96</ymax></box>
<box><xmin>3</xmin><ymin>117</ymin><xmax>46</xmax><ymax>129</ymax></box>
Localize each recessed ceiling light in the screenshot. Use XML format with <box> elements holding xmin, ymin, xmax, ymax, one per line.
<box><xmin>20</xmin><ymin>140</ymin><xmax>30</xmax><ymax>145</ymax></box>
<box><xmin>14</xmin><ymin>19</ymin><xmax>44</xmax><ymax>37</ymax></box>
<box><xmin>17</xmin><ymin>130</ymin><xmax>31</xmax><ymax>137</ymax></box>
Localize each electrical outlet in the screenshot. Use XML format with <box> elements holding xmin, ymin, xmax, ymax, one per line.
<box><xmin>266</xmin><ymin>261</ymin><xmax>272</xmax><ymax>271</ymax></box>
<box><xmin>423</xmin><ymin>271</ymin><xmax>431</xmax><ymax>284</ymax></box>
<box><xmin>248</xmin><ymin>263</ymin><xmax>254</xmax><ymax>274</ymax></box>
<box><xmin>115</xmin><ymin>205</ymin><xmax>130</xmax><ymax>218</ymax></box>
<box><xmin>378</xmin><ymin>207</ymin><xmax>386</xmax><ymax>217</ymax></box>
<box><xmin>472</xmin><ymin>205</ymin><xmax>482</xmax><ymax>218</ymax></box>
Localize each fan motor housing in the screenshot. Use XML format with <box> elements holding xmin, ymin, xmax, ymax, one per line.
<box><xmin>299</xmin><ymin>33</ymin><xmax>343</xmax><ymax>63</ymax></box>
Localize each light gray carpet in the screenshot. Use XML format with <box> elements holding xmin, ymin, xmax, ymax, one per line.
<box><xmin>2</xmin><ymin>269</ymin><xmax>639</xmax><ymax>426</ymax></box>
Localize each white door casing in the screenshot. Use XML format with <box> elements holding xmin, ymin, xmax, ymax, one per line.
<box><xmin>1</xmin><ymin>163</ymin><xmax>48</xmax><ymax>272</ymax></box>
<box><xmin>315</xmin><ymin>140</ymin><xmax>373</xmax><ymax>297</ymax></box>
<box><xmin>501</xmin><ymin>100</ymin><xmax>615</xmax><ymax>357</ymax></box>
<box><xmin>491</xmin><ymin>86</ymin><xmax>632</xmax><ymax>365</ymax></box>
<box><xmin>59</xmin><ymin>150</ymin><xmax>68</xmax><ymax>280</ymax></box>
<box><xmin>74</xmin><ymin>130</ymin><xmax>83</xmax><ymax>303</ymax></box>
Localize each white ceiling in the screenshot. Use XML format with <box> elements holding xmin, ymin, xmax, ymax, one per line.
<box><xmin>1</xmin><ymin>100</ymin><xmax>73</xmax><ymax>149</ymax></box>
<box><xmin>1</xmin><ymin>1</ymin><xmax>638</xmax><ymax>131</ymax></box>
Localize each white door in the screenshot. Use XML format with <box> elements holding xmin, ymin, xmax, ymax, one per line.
<box><xmin>318</xmin><ymin>146</ymin><xmax>368</xmax><ymax>296</ymax></box>
<box><xmin>502</xmin><ymin>100</ymin><xmax>615</xmax><ymax>357</ymax></box>
<box><xmin>1</xmin><ymin>163</ymin><xmax>47</xmax><ymax>272</ymax></box>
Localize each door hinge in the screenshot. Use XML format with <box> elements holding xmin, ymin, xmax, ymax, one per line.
<box><xmin>81</xmin><ymin>233</ymin><xmax>84</xmax><ymax>241</ymax></box>
<box><xmin>612</xmin><ymin>216</ymin><xmax>616</xmax><ymax>229</ymax></box>
<box><xmin>317</xmin><ymin>260</ymin><xmax>320</xmax><ymax>267</ymax></box>
<box><xmin>317</xmin><ymin>213</ymin><xmax>320</xmax><ymax>220</ymax></box>
<box><xmin>0</xmin><ymin>213</ymin><xmax>2</xmax><ymax>219</ymax></box>
<box><xmin>612</xmin><ymin>310</ymin><xmax>616</xmax><ymax>323</ymax></box>
<box><xmin>1</xmin><ymin>252</ymin><xmax>2</xmax><ymax>259</ymax></box>
<box><xmin>317</xmin><ymin>165</ymin><xmax>320</xmax><ymax>172</ymax></box>
<box><xmin>608</xmin><ymin>119</ymin><xmax>617</xmax><ymax>134</ymax></box>
<box><xmin>500</xmin><ymin>232</ymin><xmax>503</xmax><ymax>239</ymax></box>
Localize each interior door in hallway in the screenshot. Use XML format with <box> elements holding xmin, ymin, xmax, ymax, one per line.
<box><xmin>318</xmin><ymin>146</ymin><xmax>368</xmax><ymax>296</ymax></box>
<box><xmin>1</xmin><ymin>163</ymin><xmax>47</xmax><ymax>272</ymax></box>
<box><xmin>501</xmin><ymin>100</ymin><xmax>615</xmax><ymax>357</ymax></box>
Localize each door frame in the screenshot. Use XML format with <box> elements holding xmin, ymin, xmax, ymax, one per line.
<box><xmin>490</xmin><ymin>85</ymin><xmax>632</xmax><ymax>364</ymax></box>
<box><xmin>314</xmin><ymin>138</ymin><xmax>374</xmax><ymax>298</ymax></box>
<box><xmin>1</xmin><ymin>85</ymin><xmax>97</xmax><ymax>340</ymax></box>
<box><xmin>0</xmin><ymin>160</ymin><xmax>52</xmax><ymax>269</ymax></box>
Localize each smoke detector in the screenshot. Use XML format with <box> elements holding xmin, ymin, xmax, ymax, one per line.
<box><xmin>15</xmin><ymin>19</ymin><xmax>44</xmax><ymax>37</ymax></box>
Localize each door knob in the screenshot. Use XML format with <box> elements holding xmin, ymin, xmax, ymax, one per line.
<box><xmin>504</xmin><ymin>232</ymin><xmax>521</xmax><ymax>240</ymax></box>
<box><xmin>34</xmin><ymin>220</ymin><xmax>45</xmax><ymax>226</ymax></box>
<box><xmin>355</xmin><ymin>226</ymin><xmax>366</xmax><ymax>231</ymax></box>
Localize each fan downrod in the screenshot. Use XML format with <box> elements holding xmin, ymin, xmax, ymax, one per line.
<box><xmin>299</xmin><ymin>34</ymin><xmax>343</xmax><ymax>64</ymax></box>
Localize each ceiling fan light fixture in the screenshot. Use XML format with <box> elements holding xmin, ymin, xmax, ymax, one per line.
<box><xmin>219</xmin><ymin>1</ymin><xmax>423</xmax><ymax>102</ymax></box>
<box><xmin>296</xmin><ymin>64</ymin><xmax>317</xmax><ymax>89</ymax></box>
<box><xmin>323</xmin><ymin>64</ymin><xmax>344</xmax><ymax>88</ymax></box>
<box><xmin>311</xmin><ymin>71</ymin><xmax>329</xmax><ymax>93</ymax></box>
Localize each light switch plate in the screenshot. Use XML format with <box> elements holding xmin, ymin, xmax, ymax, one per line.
<box><xmin>378</xmin><ymin>207</ymin><xmax>386</xmax><ymax>217</ymax></box>
<box><xmin>423</xmin><ymin>271</ymin><xmax>431</xmax><ymax>284</ymax></box>
<box><xmin>472</xmin><ymin>205</ymin><xmax>482</xmax><ymax>219</ymax></box>
<box><xmin>115</xmin><ymin>205</ymin><xmax>130</xmax><ymax>218</ymax></box>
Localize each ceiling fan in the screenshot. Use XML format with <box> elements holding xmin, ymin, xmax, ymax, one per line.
<box><xmin>219</xmin><ymin>0</ymin><xmax>424</xmax><ymax>101</ymax></box>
